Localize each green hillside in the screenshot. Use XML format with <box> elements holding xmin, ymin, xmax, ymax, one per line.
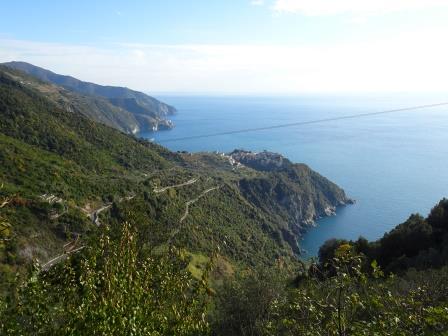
<box><xmin>0</xmin><ymin>67</ymin><xmax>349</xmax><ymax>289</ymax></box>
<box><xmin>318</xmin><ymin>198</ymin><xmax>448</xmax><ymax>274</ymax></box>
<box><xmin>1</xmin><ymin>66</ymin><xmax>446</xmax><ymax>335</ymax></box>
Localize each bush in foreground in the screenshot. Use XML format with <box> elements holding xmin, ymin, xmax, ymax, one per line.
<box><xmin>0</xmin><ymin>223</ymin><xmax>210</xmax><ymax>336</ymax></box>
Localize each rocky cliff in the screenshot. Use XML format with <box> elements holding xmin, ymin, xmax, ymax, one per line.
<box><xmin>229</xmin><ymin>149</ymin><xmax>353</xmax><ymax>253</ymax></box>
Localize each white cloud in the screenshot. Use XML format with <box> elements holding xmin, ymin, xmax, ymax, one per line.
<box><xmin>1</xmin><ymin>28</ymin><xmax>448</xmax><ymax>94</ymax></box>
<box><xmin>250</xmin><ymin>0</ymin><xmax>264</xmax><ymax>6</ymax></box>
<box><xmin>273</xmin><ymin>0</ymin><xmax>448</xmax><ymax>16</ymax></box>
<box><xmin>348</xmin><ymin>16</ymin><xmax>368</xmax><ymax>25</ymax></box>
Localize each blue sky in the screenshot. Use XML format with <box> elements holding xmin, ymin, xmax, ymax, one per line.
<box><xmin>1</xmin><ymin>1</ymin><xmax>448</xmax><ymax>93</ymax></box>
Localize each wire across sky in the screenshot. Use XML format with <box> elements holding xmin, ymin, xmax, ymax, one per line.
<box><xmin>158</xmin><ymin>102</ymin><xmax>448</xmax><ymax>143</ymax></box>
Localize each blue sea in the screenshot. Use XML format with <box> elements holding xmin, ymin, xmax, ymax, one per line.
<box><xmin>141</xmin><ymin>94</ymin><xmax>448</xmax><ymax>257</ymax></box>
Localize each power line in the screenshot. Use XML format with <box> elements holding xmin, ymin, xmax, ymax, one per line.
<box><xmin>159</xmin><ymin>102</ymin><xmax>448</xmax><ymax>143</ymax></box>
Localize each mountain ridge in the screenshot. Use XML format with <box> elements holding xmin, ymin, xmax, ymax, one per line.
<box><xmin>2</xmin><ymin>61</ymin><xmax>176</xmax><ymax>133</ymax></box>
<box><xmin>0</xmin><ymin>66</ymin><xmax>350</xmax><ymax>277</ymax></box>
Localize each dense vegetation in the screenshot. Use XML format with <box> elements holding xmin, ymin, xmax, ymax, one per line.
<box><xmin>2</xmin><ymin>213</ymin><xmax>447</xmax><ymax>335</ymax></box>
<box><xmin>0</xmin><ymin>66</ymin><xmax>348</xmax><ymax>290</ymax></box>
<box><xmin>318</xmin><ymin>199</ymin><xmax>448</xmax><ymax>274</ymax></box>
<box><xmin>1</xmin><ymin>66</ymin><xmax>447</xmax><ymax>334</ymax></box>
<box><xmin>210</xmin><ymin>246</ymin><xmax>448</xmax><ymax>335</ymax></box>
<box><xmin>1</xmin><ymin>223</ymin><xmax>210</xmax><ymax>335</ymax></box>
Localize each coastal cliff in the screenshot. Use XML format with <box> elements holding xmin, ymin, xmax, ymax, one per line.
<box><xmin>178</xmin><ymin>149</ymin><xmax>352</xmax><ymax>255</ymax></box>
<box><xmin>230</xmin><ymin>150</ymin><xmax>352</xmax><ymax>253</ymax></box>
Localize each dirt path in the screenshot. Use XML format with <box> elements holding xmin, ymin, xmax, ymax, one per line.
<box><xmin>153</xmin><ymin>178</ymin><xmax>198</xmax><ymax>194</ymax></box>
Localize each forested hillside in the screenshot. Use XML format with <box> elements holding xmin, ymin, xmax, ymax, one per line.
<box><xmin>318</xmin><ymin>198</ymin><xmax>448</xmax><ymax>274</ymax></box>
<box><xmin>0</xmin><ymin>67</ymin><xmax>348</xmax><ymax>289</ymax></box>
<box><xmin>2</xmin><ymin>199</ymin><xmax>447</xmax><ymax>335</ymax></box>
<box><xmin>0</xmin><ymin>66</ymin><xmax>446</xmax><ymax>335</ymax></box>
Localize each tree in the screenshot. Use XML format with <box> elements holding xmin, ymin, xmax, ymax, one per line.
<box><xmin>1</xmin><ymin>222</ymin><xmax>210</xmax><ymax>335</ymax></box>
<box><xmin>266</xmin><ymin>244</ymin><xmax>448</xmax><ymax>335</ymax></box>
<box><xmin>211</xmin><ymin>269</ymin><xmax>287</xmax><ymax>336</ymax></box>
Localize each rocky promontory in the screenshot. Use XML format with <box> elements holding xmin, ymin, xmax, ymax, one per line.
<box><xmin>229</xmin><ymin>149</ymin><xmax>353</xmax><ymax>254</ymax></box>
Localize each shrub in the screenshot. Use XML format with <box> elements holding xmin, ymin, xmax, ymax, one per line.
<box><xmin>1</xmin><ymin>222</ymin><xmax>210</xmax><ymax>335</ymax></box>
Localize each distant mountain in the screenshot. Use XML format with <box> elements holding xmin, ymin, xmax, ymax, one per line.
<box><xmin>0</xmin><ymin>65</ymin><xmax>140</xmax><ymax>133</ymax></box>
<box><xmin>2</xmin><ymin>61</ymin><xmax>176</xmax><ymax>133</ymax></box>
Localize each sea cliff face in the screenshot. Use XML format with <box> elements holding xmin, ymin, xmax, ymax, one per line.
<box><xmin>230</xmin><ymin>149</ymin><xmax>352</xmax><ymax>253</ymax></box>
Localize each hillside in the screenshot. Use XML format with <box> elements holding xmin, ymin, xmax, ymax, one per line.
<box><xmin>0</xmin><ymin>66</ymin><xmax>447</xmax><ymax>335</ymax></box>
<box><xmin>2</xmin><ymin>61</ymin><xmax>176</xmax><ymax>133</ymax></box>
<box><xmin>318</xmin><ymin>198</ymin><xmax>448</xmax><ymax>274</ymax></box>
<box><xmin>0</xmin><ymin>67</ymin><xmax>350</xmax><ymax>290</ymax></box>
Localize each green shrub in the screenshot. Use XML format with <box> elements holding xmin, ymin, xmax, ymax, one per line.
<box><xmin>1</xmin><ymin>223</ymin><xmax>210</xmax><ymax>335</ymax></box>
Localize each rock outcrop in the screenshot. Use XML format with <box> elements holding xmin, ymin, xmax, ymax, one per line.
<box><xmin>230</xmin><ymin>149</ymin><xmax>353</xmax><ymax>253</ymax></box>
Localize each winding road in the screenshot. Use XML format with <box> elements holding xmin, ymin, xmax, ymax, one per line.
<box><xmin>90</xmin><ymin>204</ymin><xmax>112</xmax><ymax>226</ymax></box>
<box><xmin>41</xmin><ymin>176</ymin><xmax>212</xmax><ymax>270</ymax></box>
<box><xmin>42</xmin><ymin>194</ymin><xmax>136</xmax><ymax>271</ymax></box>
<box><xmin>153</xmin><ymin>178</ymin><xmax>198</xmax><ymax>193</ymax></box>
<box><xmin>168</xmin><ymin>186</ymin><xmax>220</xmax><ymax>244</ymax></box>
<box><xmin>179</xmin><ymin>186</ymin><xmax>220</xmax><ymax>223</ymax></box>
<box><xmin>41</xmin><ymin>246</ymin><xmax>85</xmax><ymax>271</ymax></box>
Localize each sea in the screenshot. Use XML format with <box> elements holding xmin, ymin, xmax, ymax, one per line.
<box><xmin>141</xmin><ymin>94</ymin><xmax>448</xmax><ymax>257</ymax></box>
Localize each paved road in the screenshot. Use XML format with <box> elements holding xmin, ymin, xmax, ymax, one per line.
<box><xmin>41</xmin><ymin>176</ymin><xmax>206</xmax><ymax>270</ymax></box>
<box><xmin>167</xmin><ymin>186</ymin><xmax>220</xmax><ymax>245</ymax></box>
<box><xmin>91</xmin><ymin>204</ymin><xmax>112</xmax><ymax>226</ymax></box>
<box><xmin>179</xmin><ymin>186</ymin><xmax>220</xmax><ymax>223</ymax></box>
<box><xmin>179</xmin><ymin>187</ymin><xmax>219</xmax><ymax>223</ymax></box>
<box><xmin>153</xmin><ymin>178</ymin><xmax>198</xmax><ymax>194</ymax></box>
<box><xmin>42</xmin><ymin>195</ymin><xmax>136</xmax><ymax>270</ymax></box>
<box><xmin>41</xmin><ymin>246</ymin><xmax>85</xmax><ymax>271</ymax></box>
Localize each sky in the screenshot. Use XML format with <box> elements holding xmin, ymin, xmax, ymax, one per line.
<box><xmin>1</xmin><ymin>0</ymin><xmax>448</xmax><ymax>94</ymax></box>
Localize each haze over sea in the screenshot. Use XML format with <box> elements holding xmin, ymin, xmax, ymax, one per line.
<box><xmin>142</xmin><ymin>94</ymin><xmax>448</xmax><ymax>257</ymax></box>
